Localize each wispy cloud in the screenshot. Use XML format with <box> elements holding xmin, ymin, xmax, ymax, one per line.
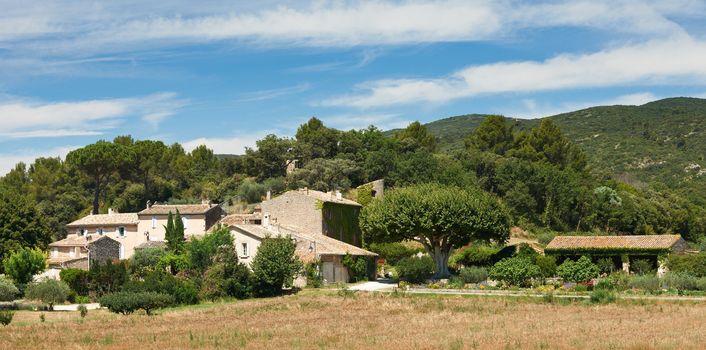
<box><xmin>321</xmin><ymin>38</ymin><xmax>706</xmax><ymax>108</ymax></box>
<box><xmin>321</xmin><ymin>113</ymin><xmax>409</xmax><ymax>130</ymax></box>
<box><xmin>0</xmin><ymin>145</ymin><xmax>77</xmax><ymax>175</ymax></box>
<box><xmin>0</xmin><ymin>92</ymin><xmax>188</xmax><ymax>139</ymax></box>
<box><xmin>235</xmin><ymin>83</ymin><xmax>311</xmax><ymax>102</ymax></box>
<box><xmin>182</xmin><ymin>132</ymin><xmax>273</xmax><ymax>155</ymax></box>
<box><xmin>505</xmin><ymin>92</ymin><xmax>660</xmax><ymax>119</ymax></box>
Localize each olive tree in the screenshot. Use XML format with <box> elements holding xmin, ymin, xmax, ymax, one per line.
<box><xmin>360</xmin><ymin>183</ymin><xmax>510</xmax><ymax>278</ymax></box>
<box><xmin>25</xmin><ymin>279</ymin><xmax>71</xmax><ymax>310</ymax></box>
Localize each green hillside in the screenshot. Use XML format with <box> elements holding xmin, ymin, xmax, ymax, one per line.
<box><xmin>413</xmin><ymin>97</ymin><xmax>706</xmax><ymax>202</ymax></box>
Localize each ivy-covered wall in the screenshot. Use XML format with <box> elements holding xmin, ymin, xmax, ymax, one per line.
<box><xmin>322</xmin><ymin>202</ymin><xmax>362</xmax><ymax>247</ymax></box>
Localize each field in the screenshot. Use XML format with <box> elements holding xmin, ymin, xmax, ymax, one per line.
<box><xmin>1</xmin><ymin>291</ymin><xmax>705</xmax><ymax>349</ymax></box>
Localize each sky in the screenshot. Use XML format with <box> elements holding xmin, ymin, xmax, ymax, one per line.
<box><xmin>1</xmin><ymin>0</ymin><xmax>706</xmax><ymax>174</ymax></box>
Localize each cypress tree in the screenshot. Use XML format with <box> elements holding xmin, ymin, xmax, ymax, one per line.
<box><xmin>164</xmin><ymin>211</ymin><xmax>175</xmax><ymax>251</ymax></box>
<box><xmin>172</xmin><ymin>210</ymin><xmax>186</xmax><ymax>252</ymax></box>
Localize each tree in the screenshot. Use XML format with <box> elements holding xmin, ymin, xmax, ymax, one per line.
<box><xmin>2</xmin><ymin>247</ymin><xmax>46</xmax><ymax>289</ymax></box>
<box><xmin>488</xmin><ymin>257</ymin><xmax>541</xmax><ymax>287</ymax></box>
<box><xmin>287</xmin><ymin>158</ymin><xmax>361</xmax><ymax>192</ymax></box>
<box><xmin>132</xmin><ymin>140</ymin><xmax>168</xmax><ymax>200</ymax></box>
<box><xmin>0</xmin><ymin>277</ymin><xmax>19</xmax><ymax>301</ymax></box>
<box><xmin>557</xmin><ymin>256</ymin><xmax>600</xmax><ymax>283</ymax></box>
<box><xmin>395</xmin><ymin>121</ymin><xmax>437</xmax><ymax>152</ymax></box>
<box><xmin>200</xmin><ymin>244</ymin><xmax>252</xmax><ymax>300</ymax></box>
<box><xmin>243</xmin><ymin>135</ymin><xmax>294</xmax><ymax>180</ymax></box>
<box><xmin>465</xmin><ymin>115</ymin><xmax>515</xmax><ymax>155</ymax></box>
<box><xmin>295</xmin><ymin>117</ymin><xmax>340</xmax><ymax>162</ymax></box>
<box><xmin>251</xmin><ymin>236</ymin><xmax>302</xmax><ymax>297</ymax></box>
<box><xmin>0</xmin><ymin>190</ymin><xmax>51</xmax><ymax>268</ymax></box>
<box><xmin>66</xmin><ymin>141</ymin><xmax>132</xmax><ymax>214</ymax></box>
<box><xmin>360</xmin><ymin>183</ymin><xmax>511</xmax><ymax>278</ymax></box>
<box><xmin>188</xmin><ymin>226</ymin><xmax>234</xmax><ymax>273</ymax></box>
<box><xmin>25</xmin><ymin>279</ymin><xmax>71</xmax><ymax>310</ymax></box>
<box><xmin>164</xmin><ymin>211</ymin><xmax>185</xmax><ymax>253</ymax></box>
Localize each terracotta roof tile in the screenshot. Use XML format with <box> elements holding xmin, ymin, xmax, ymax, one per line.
<box><xmin>284</xmin><ymin>189</ymin><xmax>362</xmax><ymax>206</ymax></box>
<box><xmin>139</xmin><ymin>204</ymin><xmax>219</xmax><ymax>215</ymax></box>
<box><xmin>49</xmin><ymin>235</ymin><xmax>117</xmax><ymax>247</ymax></box>
<box><xmin>220</xmin><ymin>213</ymin><xmax>262</xmax><ymax>226</ymax></box>
<box><xmin>545</xmin><ymin>235</ymin><xmax>684</xmax><ymax>250</ymax></box>
<box><xmin>66</xmin><ymin>213</ymin><xmax>138</xmax><ymax>227</ymax></box>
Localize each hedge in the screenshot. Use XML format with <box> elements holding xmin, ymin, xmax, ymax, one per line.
<box><xmin>99</xmin><ymin>292</ymin><xmax>174</xmax><ymax>315</ymax></box>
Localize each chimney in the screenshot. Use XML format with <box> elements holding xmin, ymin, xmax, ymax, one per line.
<box><xmin>201</xmin><ymin>198</ymin><xmax>211</xmax><ymax>205</ymax></box>
<box><xmin>266</xmin><ymin>191</ymin><xmax>271</xmax><ymax>201</ymax></box>
<box><xmin>146</xmin><ymin>200</ymin><xmax>152</xmax><ymax>209</ymax></box>
<box><xmin>336</xmin><ymin>190</ymin><xmax>342</xmax><ymax>201</ymax></box>
<box><xmin>108</xmin><ymin>208</ymin><xmax>113</xmax><ymax>215</ymax></box>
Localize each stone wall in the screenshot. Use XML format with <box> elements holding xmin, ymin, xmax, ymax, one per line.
<box><xmin>89</xmin><ymin>237</ymin><xmax>121</xmax><ymax>267</ymax></box>
<box><xmin>261</xmin><ymin>192</ymin><xmax>323</xmax><ymax>234</ymax></box>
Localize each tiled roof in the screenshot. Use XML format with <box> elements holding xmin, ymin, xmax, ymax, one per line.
<box><xmin>66</xmin><ymin>213</ymin><xmax>139</xmax><ymax>227</ymax></box>
<box><xmin>49</xmin><ymin>235</ymin><xmax>116</xmax><ymax>247</ymax></box>
<box><xmin>545</xmin><ymin>235</ymin><xmax>684</xmax><ymax>250</ymax></box>
<box><xmin>139</xmin><ymin>204</ymin><xmax>219</xmax><ymax>215</ymax></box>
<box><xmin>48</xmin><ymin>256</ymin><xmax>87</xmax><ymax>265</ymax></box>
<box><xmin>220</xmin><ymin>213</ymin><xmax>262</xmax><ymax>226</ymax></box>
<box><xmin>287</xmin><ymin>189</ymin><xmax>362</xmax><ymax>206</ymax></box>
<box><xmin>231</xmin><ymin>224</ymin><xmax>377</xmax><ymax>262</ymax></box>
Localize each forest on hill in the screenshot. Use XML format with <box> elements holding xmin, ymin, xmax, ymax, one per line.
<box><xmin>1</xmin><ymin>98</ymin><xmax>705</xmax><ymax>266</ymax></box>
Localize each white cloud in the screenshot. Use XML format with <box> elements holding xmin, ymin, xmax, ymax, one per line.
<box><xmin>182</xmin><ymin>133</ymin><xmax>269</xmax><ymax>155</ymax></box>
<box><xmin>235</xmin><ymin>83</ymin><xmax>311</xmax><ymax>102</ymax></box>
<box><xmin>322</xmin><ymin>38</ymin><xmax>706</xmax><ymax>108</ymax></box>
<box><xmin>0</xmin><ymin>145</ymin><xmax>77</xmax><ymax>176</ymax></box>
<box><xmin>505</xmin><ymin>92</ymin><xmax>660</xmax><ymax>119</ymax></box>
<box><xmin>0</xmin><ymin>0</ymin><xmax>700</xmax><ymax>56</ymax></box>
<box><xmin>321</xmin><ymin>113</ymin><xmax>410</xmax><ymax>130</ymax></box>
<box><xmin>0</xmin><ymin>92</ymin><xmax>188</xmax><ymax>138</ymax></box>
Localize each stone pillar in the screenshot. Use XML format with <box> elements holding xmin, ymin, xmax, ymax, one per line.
<box><xmin>622</xmin><ymin>255</ymin><xmax>630</xmax><ymax>273</ymax></box>
<box><xmin>657</xmin><ymin>255</ymin><xmax>668</xmax><ymax>277</ymax></box>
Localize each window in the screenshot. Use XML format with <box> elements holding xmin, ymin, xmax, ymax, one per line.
<box><xmin>181</xmin><ymin>216</ymin><xmax>189</xmax><ymax>229</ymax></box>
<box><xmin>241</xmin><ymin>243</ymin><xmax>248</xmax><ymax>257</ymax></box>
<box><xmin>78</xmin><ymin>228</ymin><xmax>86</xmax><ymax>236</ymax></box>
<box><xmin>117</xmin><ymin>226</ymin><xmax>126</xmax><ymax>237</ymax></box>
<box><xmin>97</xmin><ymin>228</ymin><xmax>104</xmax><ymax>235</ymax></box>
<box><xmin>151</xmin><ymin>216</ymin><xmax>157</xmax><ymax>229</ymax></box>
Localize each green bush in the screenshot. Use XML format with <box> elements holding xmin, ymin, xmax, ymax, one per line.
<box><xmin>537</xmin><ymin>232</ymin><xmax>556</xmax><ymax>246</ymax></box>
<box><xmin>78</xmin><ymin>304</ymin><xmax>88</xmax><ymax>319</ymax></box>
<box><xmin>2</xmin><ymin>247</ymin><xmax>46</xmax><ymax>289</ymax></box>
<box><xmin>450</xmin><ymin>244</ymin><xmax>504</xmax><ymax>268</ymax></box>
<box><xmin>188</xmin><ymin>226</ymin><xmax>234</xmax><ymax>273</ymax></box>
<box><xmin>594</xmin><ymin>278</ymin><xmax>615</xmax><ymax>291</ymax></box>
<box><xmin>251</xmin><ymin>237</ymin><xmax>302</xmax><ymax>297</ymax></box>
<box><xmin>631</xmin><ymin>259</ymin><xmax>655</xmax><ymax>275</ymax></box>
<box><xmin>100</xmin><ymin>292</ymin><xmax>174</xmax><ymax>315</ymax></box>
<box><xmin>0</xmin><ymin>311</ymin><xmax>13</xmax><ymax>326</ymax></box>
<box><xmin>627</xmin><ymin>275</ymin><xmax>660</xmax><ymax>293</ymax></box>
<box><xmin>342</xmin><ymin>253</ymin><xmax>368</xmax><ymax>282</ymax></box>
<box><xmin>200</xmin><ymin>245</ymin><xmax>252</xmax><ymax>301</ymax></box>
<box><xmin>89</xmin><ymin>260</ymin><xmax>128</xmax><ymax>297</ymax></box>
<box><xmin>0</xmin><ymin>277</ymin><xmax>19</xmax><ymax>302</ymax></box>
<box><xmin>396</xmin><ymin>256</ymin><xmax>435</xmax><ymax>284</ymax></box>
<box><xmin>367</xmin><ymin>242</ymin><xmax>422</xmax><ymax>266</ymax></box>
<box><xmin>128</xmin><ymin>247</ymin><xmax>167</xmax><ymax>278</ymax></box>
<box><xmin>534</xmin><ymin>255</ymin><xmax>557</xmax><ymax>278</ymax></box>
<box><xmin>596</xmin><ymin>258</ymin><xmax>616</xmax><ymax>274</ymax></box>
<box><xmin>605</xmin><ymin>272</ymin><xmax>630</xmax><ymax>291</ymax></box>
<box><xmin>124</xmin><ymin>271</ymin><xmax>199</xmax><ymax>305</ymax></box>
<box><xmin>488</xmin><ymin>257</ymin><xmax>541</xmax><ymax>287</ymax></box>
<box><xmin>25</xmin><ymin>279</ymin><xmax>71</xmax><ymax>310</ymax></box>
<box><xmin>557</xmin><ymin>256</ymin><xmax>600</xmax><ymax>283</ymax></box>
<box><xmin>458</xmin><ymin>266</ymin><xmax>488</xmax><ymax>284</ymax></box>
<box><xmin>590</xmin><ymin>289</ymin><xmax>616</xmax><ymax>304</ymax></box>
<box><xmin>304</xmin><ymin>262</ymin><xmax>322</xmax><ymax>288</ymax></box>
<box><xmin>660</xmin><ymin>272</ymin><xmax>698</xmax><ymax>291</ymax></box>
<box><xmin>666</xmin><ymin>253</ymin><xmax>706</xmax><ymax>277</ymax></box>
<box><xmin>60</xmin><ymin>268</ymin><xmax>90</xmax><ymax>296</ymax></box>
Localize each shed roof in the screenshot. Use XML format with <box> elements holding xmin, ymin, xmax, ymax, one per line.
<box><xmin>545</xmin><ymin>235</ymin><xmax>685</xmax><ymax>252</ymax></box>
<box><xmin>139</xmin><ymin>204</ymin><xmax>219</xmax><ymax>215</ymax></box>
<box><xmin>66</xmin><ymin>213</ymin><xmax>139</xmax><ymax>227</ymax></box>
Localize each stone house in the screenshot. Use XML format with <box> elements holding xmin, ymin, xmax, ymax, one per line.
<box><xmin>137</xmin><ymin>202</ymin><xmax>225</xmax><ymax>243</ymax></box>
<box><xmin>260</xmin><ymin>188</ymin><xmax>364</xmax><ymax>247</ymax></box>
<box><xmin>48</xmin><ymin>235</ymin><xmax>121</xmax><ymax>270</ymax></box>
<box><xmin>229</xmin><ymin>224</ymin><xmax>377</xmax><ymax>284</ymax></box>
<box><xmin>544</xmin><ymin>234</ymin><xmax>689</xmax><ymax>275</ymax></box>
<box><xmin>64</xmin><ymin>210</ymin><xmax>140</xmax><ymax>259</ymax></box>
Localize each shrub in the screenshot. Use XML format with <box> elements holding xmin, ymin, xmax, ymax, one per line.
<box><xmin>557</xmin><ymin>256</ymin><xmax>600</xmax><ymax>283</ymax></box>
<box><xmin>25</xmin><ymin>279</ymin><xmax>71</xmax><ymax>311</ymax></box>
<box><xmin>488</xmin><ymin>257</ymin><xmax>541</xmax><ymax>287</ymax></box>
<box><xmin>156</xmin><ymin>253</ymin><xmax>190</xmax><ymax>275</ymax></box>
<box><xmin>304</xmin><ymin>262</ymin><xmax>322</xmax><ymax>288</ymax></box>
<box><xmin>200</xmin><ymin>245</ymin><xmax>252</xmax><ymax>301</ymax></box>
<box><xmin>367</xmin><ymin>242</ymin><xmax>422</xmax><ymax>266</ymax></box>
<box><xmin>590</xmin><ymin>289</ymin><xmax>616</xmax><ymax>304</ymax></box>
<box><xmin>89</xmin><ymin>260</ymin><xmax>128</xmax><ymax>297</ymax></box>
<box><xmin>534</xmin><ymin>255</ymin><xmax>557</xmax><ymax>278</ymax></box>
<box><xmin>631</xmin><ymin>259</ymin><xmax>655</xmax><ymax>275</ymax></box>
<box><xmin>0</xmin><ymin>311</ymin><xmax>14</xmax><ymax>326</ymax></box>
<box><xmin>78</xmin><ymin>304</ymin><xmax>88</xmax><ymax>319</ymax></box>
<box><xmin>594</xmin><ymin>278</ymin><xmax>615</xmax><ymax>291</ymax></box>
<box><xmin>605</xmin><ymin>272</ymin><xmax>630</xmax><ymax>291</ymax></box>
<box><xmin>596</xmin><ymin>258</ymin><xmax>615</xmax><ymax>274</ymax></box>
<box><xmin>75</xmin><ymin>295</ymin><xmax>90</xmax><ymax>304</ymax></box>
<box><xmin>396</xmin><ymin>256</ymin><xmax>435</xmax><ymax>284</ymax></box>
<box><xmin>458</xmin><ymin>266</ymin><xmax>488</xmax><ymax>284</ymax></box>
<box><xmin>660</xmin><ymin>272</ymin><xmax>698</xmax><ymax>291</ymax></box>
<box><xmin>628</xmin><ymin>275</ymin><xmax>660</xmax><ymax>293</ymax></box>
<box><xmin>2</xmin><ymin>247</ymin><xmax>46</xmax><ymax>289</ymax></box>
<box><xmin>100</xmin><ymin>292</ymin><xmax>174</xmax><ymax>315</ymax></box>
<box><xmin>188</xmin><ymin>226</ymin><xmax>234</xmax><ymax>273</ymax></box>
<box><xmin>666</xmin><ymin>253</ymin><xmax>706</xmax><ymax>277</ymax></box>
<box><xmin>515</xmin><ymin>244</ymin><xmax>539</xmax><ymax>259</ymax></box>
<box><xmin>124</xmin><ymin>271</ymin><xmax>200</xmax><ymax>305</ymax></box>
<box><xmin>0</xmin><ymin>277</ymin><xmax>19</xmax><ymax>302</ymax></box>
<box><xmin>537</xmin><ymin>232</ymin><xmax>556</xmax><ymax>246</ymax></box>
<box><xmin>128</xmin><ymin>247</ymin><xmax>167</xmax><ymax>278</ymax></box>
<box><xmin>251</xmin><ymin>237</ymin><xmax>302</xmax><ymax>297</ymax></box>
<box><xmin>342</xmin><ymin>253</ymin><xmax>368</xmax><ymax>282</ymax></box>
<box><xmin>449</xmin><ymin>244</ymin><xmax>504</xmax><ymax>268</ymax></box>
<box><xmin>60</xmin><ymin>268</ymin><xmax>90</xmax><ymax>296</ymax></box>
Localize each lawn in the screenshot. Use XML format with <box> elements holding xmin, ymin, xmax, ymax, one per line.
<box><xmin>1</xmin><ymin>290</ymin><xmax>705</xmax><ymax>349</ymax></box>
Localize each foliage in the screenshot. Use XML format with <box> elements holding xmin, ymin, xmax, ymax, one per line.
<box><xmin>660</xmin><ymin>272</ymin><xmax>699</xmax><ymax>291</ymax></box>
<box><xmin>360</xmin><ymin>183</ymin><xmax>511</xmax><ymax>278</ymax></box>
<box><xmin>322</xmin><ymin>202</ymin><xmax>361</xmax><ymax>246</ymax></box>
<box><xmin>488</xmin><ymin>257</ymin><xmax>541</xmax><ymax>287</ymax></box>
<box><xmin>395</xmin><ymin>121</ymin><xmax>437</xmax><ymax>152</ymax></box>
<box><xmin>590</xmin><ymin>289</ymin><xmax>617</xmax><ymax>304</ymax></box>
<box><xmin>449</xmin><ymin>244</ymin><xmax>505</xmax><ymax>268</ymax></box>
<box><xmin>0</xmin><ymin>277</ymin><xmax>19</xmax><ymax>301</ymax></box>
<box><xmin>2</xmin><ymin>247</ymin><xmax>46</xmax><ymax>288</ymax></box>
<box><xmin>0</xmin><ymin>190</ymin><xmax>51</xmax><ymax>271</ymax></box>
<box><xmin>458</xmin><ymin>266</ymin><xmax>488</xmax><ymax>284</ymax></box>
<box><xmin>251</xmin><ymin>237</ymin><xmax>302</xmax><ymax>297</ymax></box>
<box><xmin>187</xmin><ymin>226</ymin><xmax>234</xmax><ymax>273</ymax></box>
<box><xmin>164</xmin><ymin>210</ymin><xmax>185</xmax><ymax>253</ymax></box>
<box><xmin>557</xmin><ymin>256</ymin><xmax>600</xmax><ymax>283</ymax></box>
<box><xmin>395</xmin><ymin>256</ymin><xmax>435</xmax><ymax>284</ymax></box>
<box><xmin>627</xmin><ymin>275</ymin><xmax>660</xmax><ymax>292</ymax></box>
<box><xmin>25</xmin><ymin>279</ymin><xmax>71</xmax><ymax>310</ymax></box>
<box><xmin>156</xmin><ymin>253</ymin><xmax>190</xmax><ymax>275</ymax></box>
<box><xmin>128</xmin><ymin>247</ymin><xmax>167</xmax><ymax>278</ymax></box>
<box><xmin>367</xmin><ymin>242</ymin><xmax>422</xmax><ymax>266</ymax></box>
<box><xmin>88</xmin><ymin>260</ymin><xmax>128</xmax><ymax>297</ymax></box>
<box><xmin>200</xmin><ymin>244</ymin><xmax>252</xmax><ymax>300</ymax></box>
<box><xmin>537</xmin><ymin>232</ymin><xmax>556</xmax><ymax>246</ymax></box>
<box><xmin>596</xmin><ymin>258</ymin><xmax>616</xmax><ymax>274</ymax></box>
<box><xmin>666</xmin><ymin>253</ymin><xmax>706</xmax><ymax>277</ymax></box>
<box><xmin>342</xmin><ymin>253</ymin><xmax>368</xmax><ymax>282</ymax></box>
<box><xmin>534</xmin><ymin>255</ymin><xmax>557</xmax><ymax>278</ymax></box>
<box><xmin>288</xmin><ymin>158</ymin><xmax>361</xmax><ymax>192</ymax></box>
<box><xmin>0</xmin><ymin>311</ymin><xmax>13</xmax><ymax>326</ymax></box>
<box><xmin>630</xmin><ymin>259</ymin><xmax>655</xmax><ymax>275</ymax></box>
<box><xmin>60</xmin><ymin>268</ymin><xmax>90</xmax><ymax>296</ymax></box>
<box><xmin>304</xmin><ymin>262</ymin><xmax>322</xmax><ymax>288</ymax></box>
<box><xmin>78</xmin><ymin>304</ymin><xmax>88</xmax><ymax>319</ymax></box>
<box><xmin>100</xmin><ymin>292</ymin><xmax>174</xmax><ymax>315</ymax></box>
<box><xmin>124</xmin><ymin>271</ymin><xmax>199</xmax><ymax>305</ymax></box>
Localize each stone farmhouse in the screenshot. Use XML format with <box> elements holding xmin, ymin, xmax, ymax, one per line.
<box><xmin>48</xmin><ymin>235</ymin><xmax>121</xmax><ymax>270</ymax></box>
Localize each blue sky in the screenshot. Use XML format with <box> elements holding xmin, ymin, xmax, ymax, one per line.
<box><xmin>2</xmin><ymin>0</ymin><xmax>706</xmax><ymax>174</ymax></box>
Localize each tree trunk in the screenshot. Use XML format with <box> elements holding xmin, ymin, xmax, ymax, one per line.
<box><xmin>431</xmin><ymin>246</ymin><xmax>451</xmax><ymax>279</ymax></box>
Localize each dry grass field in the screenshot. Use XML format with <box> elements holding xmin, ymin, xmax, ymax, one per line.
<box><xmin>1</xmin><ymin>291</ymin><xmax>705</xmax><ymax>350</ymax></box>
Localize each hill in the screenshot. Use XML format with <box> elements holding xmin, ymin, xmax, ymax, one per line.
<box><xmin>412</xmin><ymin>97</ymin><xmax>706</xmax><ymax>202</ymax></box>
